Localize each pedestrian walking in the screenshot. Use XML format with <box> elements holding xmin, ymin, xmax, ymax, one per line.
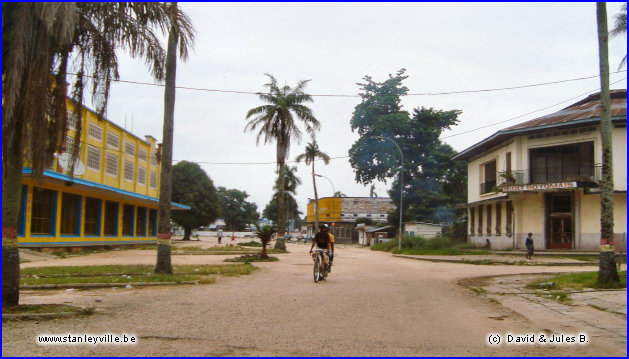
<box><xmin>232</xmin><ymin>232</ymin><xmax>235</xmax><ymax>241</ymax></box>
<box><xmin>525</xmin><ymin>233</ymin><xmax>534</xmax><ymax>260</ymax></box>
<box><xmin>217</xmin><ymin>229</ymin><xmax>223</xmax><ymax>244</ymax></box>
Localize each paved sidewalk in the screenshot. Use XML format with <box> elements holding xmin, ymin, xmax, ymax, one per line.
<box><xmin>394</xmin><ymin>253</ymin><xmax>603</xmax><ymax>266</ymax></box>
<box><xmin>477</xmin><ymin>273</ymin><xmax>626</xmax><ymax>344</ymax></box>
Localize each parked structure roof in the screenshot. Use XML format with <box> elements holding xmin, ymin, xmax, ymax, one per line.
<box><xmin>453</xmin><ymin>89</ymin><xmax>627</xmax><ymax>161</ymax></box>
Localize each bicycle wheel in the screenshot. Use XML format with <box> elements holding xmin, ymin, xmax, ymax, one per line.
<box><xmin>313</xmin><ymin>256</ymin><xmax>320</xmax><ymax>283</ymax></box>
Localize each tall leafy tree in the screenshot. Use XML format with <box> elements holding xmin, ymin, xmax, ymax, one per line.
<box><xmin>264</xmin><ymin>165</ymin><xmax>302</xmax><ymax>226</ymax></box>
<box><xmin>610</xmin><ymin>3</ymin><xmax>627</xmax><ymax>70</ymax></box>
<box><xmin>245</xmin><ymin>74</ymin><xmax>319</xmax><ymax>249</ymax></box>
<box><xmin>155</xmin><ymin>2</ymin><xmax>196</xmax><ymax>274</ymax></box>
<box><xmin>333</xmin><ymin>191</ymin><xmax>347</xmax><ymax>197</ymax></box>
<box><xmin>295</xmin><ymin>140</ymin><xmax>330</xmax><ymax>230</ymax></box>
<box><xmin>2</xmin><ymin>2</ymin><xmax>193</xmax><ymax>305</ymax></box>
<box><xmin>348</xmin><ymin>70</ymin><xmax>466</xmax><ymax>226</ymax></box>
<box><xmin>171</xmin><ymin>161</ymin><xmax>220</xmax><ymax>241</ymax></box>
<box><xmin>217</xmin><ymin>187</ymin><xmax>260</xmax><ymax>231</ymax></box>
<box><xmin>596</xmin><ymin>3</ymin><xmax>619</xmax><ymax>284</ymax></box>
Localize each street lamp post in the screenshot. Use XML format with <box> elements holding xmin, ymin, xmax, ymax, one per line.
<box><xmin>374</xmin><ymin>136</ymin><xmax>404</xmax><ymax>251</ymax></box>
<box><xmin>314</xmin><ymin>173</ymin><xmax>335</xmax><ymax>197</ymax></box>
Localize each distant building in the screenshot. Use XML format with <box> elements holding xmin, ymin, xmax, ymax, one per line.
<box><xmin>306</xmin><ymin>196</ymin><xmax>394</xmax><ymax>243</ymax></box>
<box><xmin>18</xmin><ymin>100</ymin><xmax>189</xmax><ymax>248</ymax></box>
<box><xmin>453</xmin><ymin>90</ymin><xmax>627</xmax><ymax>251</ymax></box>
<box><xmin>404</xmin><ymin>222</ymin><xmax>444</xmax><ymax>239</ymax></box>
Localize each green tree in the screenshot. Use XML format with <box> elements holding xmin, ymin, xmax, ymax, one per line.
<box><xmin>264</xmin><ymin>166</ymin><xmax>302</xmax><ymax>225</ymax></box>
<box><xmin>596</xmin><ymin>3</ymin><xmax>620</xmax><ymax>284</ymax></box>
<box><xmin>333</xmin><ymin>191</ymin><xmax>346</xmax><ymax>197</ymax></box>
<box><xmin>2</xmin><ymin>2</ymin><xmax>193</xmax><ymax>305</ymax></box>
<box><xmin>295</xmin><ymin>140</ymin><xmax>330</xmax><ymax>230</ymax></box>
<box><xmin>348</xmin><ymin>70</ymin><xmax>466</xmax><ymax>226</ymax></box>
<box><xmin>610</xmin><ymin>3</ymin><xmax>627</xmax><ymax>70</ymax></box>
<box><xmin>171</xmin><ymin>161</ymin><xmax>220</xmax><ymax>241</ymax></box>
<box><xmin>245</xmin><ymin>74</ymin><xmax>320</xmax><ymax>250</ymax></box>
<box><xmin>155</xmin><ymin>2</ymin><xmax>196</xmax><ymax>274</ymax></box>
<box><xmin>217</xmin><ymin>187</ymin><xmax>260</xmax><ymax>231</ymax></box>
<box><xmin>254</xmin><ymin>224</ymin><xmax>277</xmax><ymax>259</ymax></box>
<box><xmin>263</xmin><ymin>192</ymin><xmax>302</xmax><ymax>225</ymax></box>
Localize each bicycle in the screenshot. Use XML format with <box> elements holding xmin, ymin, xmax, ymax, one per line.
<box><xmin>311</xmin><ymin>248</ymin><xmax>329</xmax><ymax>283</ymax></box>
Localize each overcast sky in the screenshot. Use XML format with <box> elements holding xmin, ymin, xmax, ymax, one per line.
<box><xmin>94</xmin><ymin>2</ymin><xmax>627</xmax><ymax>216</ymax></box>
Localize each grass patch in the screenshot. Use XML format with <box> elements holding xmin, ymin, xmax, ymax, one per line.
<box><xmin>2</xmin><ymin>304</ymin><xmax>87</xmax><ymax>315</ymax></box>
<box><xmin>20</xmin><ymin>264</ymin><xmax>256</xmax><ymax>286</ymax></box>
<box><xmin>238</xmin><ymin>241</ymin><xmax>262</xmax><ymax>247</ymax></box>
<box><xmin>527</xmin><ymin>271</ymin><xmax>627</xmax><ymax>291</ymax></box>
<box><xmin>372</xmin><ymin>235</ymin><xmax>490</xmax><ymax>256</ymax></box>
<box><xmin>173</xmin><ymin>246</ymin><xmax>286</xmax><ymax>255</ymax></box>
<box><xmin>224</xmin><ymin>254</ymin><xmax>279</xmax><ymax>263</ymax></box>
<box><xmin>56</xmin><ymin>244</ymin><xmax>156</xmax><ymax>258</ymax></box>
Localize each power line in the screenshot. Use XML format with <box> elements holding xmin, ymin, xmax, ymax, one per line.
<box><xmin>66</xmin><ymin>70</ymin><xmax>627</xmax><ymax>98</ymax></box>
<box><xmin>441</xmin><ymin>77</ymin><xmax>627</xmax><ymax>139</ymax></box>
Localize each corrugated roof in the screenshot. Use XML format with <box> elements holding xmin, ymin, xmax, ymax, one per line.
<box><xmin>503</xmin><ymin>89</ymin><xmax>626</xmax><ymax>131</ymax></box>
<box><xmin>453</xmin><ymin>89</ymin><xmax>627</xmax><ymax>161</ymax></box>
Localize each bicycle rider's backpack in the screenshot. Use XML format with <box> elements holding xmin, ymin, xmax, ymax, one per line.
<box><xmin>315</xmin><ymin>232</ymin><xmax>329</xmax><ymax>248</ymax></box>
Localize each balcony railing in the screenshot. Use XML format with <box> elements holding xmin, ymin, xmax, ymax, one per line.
<box><xmin>498</xmin><ymin>165</ymin><xmax>602</xmax><ymax>187</ymax></box>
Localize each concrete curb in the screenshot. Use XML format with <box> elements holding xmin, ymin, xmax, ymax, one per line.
<box><xmin>393</xmin><ymin>254</ymin><xmax>598</xmax><ymax>266</ymax></box>
<box><xmin>2</xmin><ymin>312</ymin><xmax>79</xmax><ymax>321</ymax></box>
<box><xmin>21</xmin><ymin>281</ymin><xmax>200</xmax><ymax>290</ymax></box>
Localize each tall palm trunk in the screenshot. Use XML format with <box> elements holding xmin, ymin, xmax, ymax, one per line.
<box><xmin>155</xmin><ymin>4</ymin><xmax>179</xmax><ymax>274</ymax></box>
<box><xmin>2</xmin><ymin>112</ymin><xmax>24</xmax><ymax>306</ymax></box>
<box><xmin>596</xmin><ymin>2</ymin><xmax>619</xmax><ymax>284</ymax></box>
<box><xmin>274</xmin><ymin>162</ymin><xmax>287</xmax><ymax>250</ymax></box>
<box><xmin>312</xmin><ymin>161</ymin><xmax>320</xmax><ymax>232</ymax></box>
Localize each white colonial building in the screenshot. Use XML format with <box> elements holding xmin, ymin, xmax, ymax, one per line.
<box><xmin>453</xmin><ymin>90</ymin><xmax>627</xmax><ymax>251</ymax></box>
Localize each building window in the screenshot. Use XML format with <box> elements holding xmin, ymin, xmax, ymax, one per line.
<box><xmin>87</xmin><ymin>145</ymin><xmax>101</xmax><ymax>170</ymax></box>
<box><xmin>477</xmin><ymin>206</ymin><xmax>483</xmax><ymax>235</ymax></box>
<box><xmin>31</xmin><ymin>188</ymin><xmax>57</xmax><ymax>235</ymax></box>
<box><xmin>150</xmin><ymin>171</ymin><xmax>157</xmax><ymax>188</ymax></box>
<box><xmin>136</xmin><ymin>207</ymin><xmax>147</xmax><ymax>236</ymax></box>
<box><xmin>125</xmin><ymin>142</ymin><xmax>135</xmax><ymax>156</ymax></box>
<box><xmin>506</xmin><ymin>201</ymin><xmax>513</xmax><ymax>236</ymax></box>
<box><xmin>505</xmin><ymin>152</ymin><xmax>512</xmax><ymax>173</ymax></box>
<box><xmin>530</xmin><ymin>142</ymin><xmax>595</xmax><ymax>184</ymax></box>
<box><xmin>104</xmin><ymin>201</ymin><xmax>118</xmax><ymax>236</ymax></box>
<box><xmin>107</xmin><ymin>132</ymin><xmax>120</xmax><ymax>148</ymax></box>
<box><xmin>88</xmin><ymin>122</ymin><xmax>103</xmax><ymax>141</ymax></box>
<box><xmin>124</xmin><ymin>160</ymin><xmax>134</xmax><ymax>181</ymax></box>
<box><xmin>18</xmin><ymin>186</ymin><xmax>27</xmax><ymax>236</ymax></box>
<box><xmin>138</xmin><ymin>148</ymin><xmax>147</xmax><ymax>162</ymax></box>
<box><xmin>122</xmin><ymin>204</ymin><xmax>135</xmax><ymax>236</ymax></box>
<box><xmin>137</xmin><ymin>167</ymin><xmax>146</xmax><ymax>185</ymax></box>
<box><xmin>151</xmin><ymin>152</ymin><xmax>158</xmax><ymax>166</ymax></box>
<box><xmin>480</xmin><ymin>160</ymin><xmax>497</xmax><ymax>194</ymax></box>
<box><xmin>67</xmin><ymin>110</ymin><xmax>78</xmax><ymax>129</ymax></box>
<box><xmin>486</xmin><ymin>205</ymin><xmax>492</xmax><ymax>236</ymax></box>
<box><xmin>105</xmin><ymin>153</ymin><xmax>118</xmax><ymax>176</ymax></box>
<box><xmin>65</xmin><ymin>136</ymin><xmax>76</xmax><ymax>154</ymax></box>
<box><xmin>495</xmin><ymin>202</ymin><xmax>502</xmax><ymax>235</ymax></box>
<box><xmin>340</xmin><ymin>214</ymin><xmax>345</xmax><ymax>217</ymax></box>
<box><xmin>469</xmin><ymin>207</ymin><xmax>475</xmax><ymax>235</ymax></box>
<box><xmin>148</xmin><ymin>209</ymin><xmax>157</xmax><ymax>236</ymax></box>
<box><xmin>84</xmin><ymin>197</ymin><xmax>101</xmax><ymax>236</ymax></box>
<box><xmin>380</xmin><ymin>214</ymin><xmax>386</xmax><ymax>218</ymax></box>
<box><xmin>61</xmin><ymin>193</ymin><xmax>81</xmax><ymax>236</ymax></box>
<box><xmin>353</xmin><ymin>214</ymin><xmax>358</xmax><ymax>217</ymax></box>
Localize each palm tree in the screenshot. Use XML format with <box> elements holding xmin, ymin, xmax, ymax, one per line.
<box><xmin>245</xmin><ymin>74</ymin><xmax>319</xmax><ymax>250</ymax></box>
<box><xmin>2</xmin><ymin>2</ymin><xmax>194</xmax><ymax>305</ymax></box>
<box><xmin>596</xmin><ymin>3</ymin><xmax>620</xmax><ymax>284</ymax></box>
<box><xmin>295</xmin><ymin>140</ymin><xmax>330</xmax><ymax>232</ymax></box>
<box><xmin>610</xmin><ymin>3</ymin><xmax>627</xmax><ymax>70</ymax></box>
<box><xmin>255</xmin><ymin>224</ymin><xmax>277</xmax><ymax>259</ymax></box>
<box><xmin>155</xmin><ymin>2</ymin><xmax>196</xmax><ymax>274</ymax></box>
<box><xmin>333</xmin><ymin>191</ymin><xmax>347</xmax><ymax>197</ymax></box>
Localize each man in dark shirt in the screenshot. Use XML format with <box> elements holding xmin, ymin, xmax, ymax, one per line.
<box><xmin>310</xmin><ymin>224</ymin><xmax>332</xmax><ymax>275</ymax></box>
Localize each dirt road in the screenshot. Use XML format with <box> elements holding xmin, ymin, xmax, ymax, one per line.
<box><xmin>2</xmin><ymin>243</ymin><xmax>626</xmax><ymax>356</ymax></box>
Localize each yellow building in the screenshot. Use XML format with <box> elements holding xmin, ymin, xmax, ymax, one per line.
<box><xmin>306</xmin><ymin>196</ymin><xmax>393</xmax><ymax>243</ymax></box>
<box><xmin>17</xmin><ymin>102</ymin><xmax>189</xmax><ymax>248</ymax></box>
<box><xmin>454</xmin><ymin>90</ymin><xmax>627</xmax><ymax>251</ymax></box>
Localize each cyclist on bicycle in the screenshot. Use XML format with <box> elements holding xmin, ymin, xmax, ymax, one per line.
<box><xmin>310</xmin><ymin>224</ymin><xmax>332</xmax><ymax>275</ymax></box>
